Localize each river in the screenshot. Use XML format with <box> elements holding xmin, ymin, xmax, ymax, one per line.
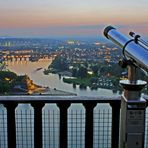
<box><xmin>5</xmin><ymin>59</ymin><xmax>120</xmax><ymax>96</ymax></box>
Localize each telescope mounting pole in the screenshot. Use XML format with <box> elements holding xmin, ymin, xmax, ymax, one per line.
<box><xmin>128</xmin><ymin>64</ymin><xmax>137</xmax><ymax>83</ymax></box>
<box><xmin>119</xmin><ymin>62</ymin><xmax>147</xmax><ymax>148</ymax></box>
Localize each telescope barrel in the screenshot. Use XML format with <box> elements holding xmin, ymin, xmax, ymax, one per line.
<box><xmin>104</xmin><ymin>26</ymin><xmax>148</xmax><ymax>72</ymax></box>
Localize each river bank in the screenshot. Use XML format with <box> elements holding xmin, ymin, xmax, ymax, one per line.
<box><xmin>10</xmin><ymin>86</ymin><xmax>76</xmax><ymax>96</ymax></box>
<box><xmin>6</xmin><ymin>60</ymin><xmax>121</xmax><ymax>96</ymax></box>
<box><xmin>9</xmin><ymin>74</ymin><xmax>76</xmax><ymax>96</ymax></box>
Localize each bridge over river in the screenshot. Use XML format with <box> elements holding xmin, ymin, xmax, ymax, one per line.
<box><xmin>1</xmin><ymin>50</ymin><xmax>57</xmax><ymax>62</ymax></box>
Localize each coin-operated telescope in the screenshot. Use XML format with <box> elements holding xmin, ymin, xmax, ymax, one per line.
<box><xmin>104</xmin><ymin>26</ymin><xmax>148</xmax><ymax>148</ymax></box>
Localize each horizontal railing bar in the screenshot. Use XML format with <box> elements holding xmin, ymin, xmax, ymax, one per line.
<box><xmin>0</xmin><ymin>95</ymin><xmax>147</xmax><ymax>104</ymax></box>
<box><xmin>0</xmin><ymin>95</ymin><xmax>121</xmax><ymax>103</ymax></box>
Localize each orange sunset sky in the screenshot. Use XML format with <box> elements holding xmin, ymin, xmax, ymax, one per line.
<box><xmin>0</xmin><ymin>0</ymin><xmax>148</xmax><ymax>38</ymax></box>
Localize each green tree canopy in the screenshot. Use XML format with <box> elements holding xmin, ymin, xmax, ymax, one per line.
<box><xmin>0</xmin><ymin>71</ymin><xmax>17</xmax><ymax>81</ymax></box>
<box><xmin>91</xmin><ymin>65</ymin><xmax>99</xmax><ymax>75</ymax></box>
<box><xmin>77</xmin><ymin>66</ymin><xmax>87</xmax><ymax>78</ymax></box>
<box><xmin>49</xmin><ymin>56</ymin><xmax>69</xmax><ymax>71</ymax></box>
<box><xmin>0</xmin><ymin>71</ymin><xmax>17</xmax><ymax>93</ymax></box>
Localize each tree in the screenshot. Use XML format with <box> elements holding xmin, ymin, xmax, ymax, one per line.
<box><xmin>91</xmin><ymin>65</ymin><xmax>99</xmax><ymax>75</ymax></box>
<box><xmin>0</xmin><ymin>71</ymin><xmax>17</xmax><ymax>81</ymax></box>
<box><xmin>84</xmin><ymin>62</ymin><xmax>88</xmax><ymax>68</ymax></box>
<box><xmin>77</xmin><ymin>66</ymin><xmax>87</xmax><ymax>78</ymax></box>
<box><xmin>90</xmin><ymin>77</ymin><xmax>98</xmax><ymax>84</ymax></box>
<box><xmin>0</xmin><ymin>81</ymin><xmax>11</xmax><ymax>93</ymax></box>
<box><xmin>100</xmin><ymin>63</ymin><xmax>123</xmax><ymax>77</ymax></box>
<box><xmin>72</xmin><ymin>68</ymin><xmax>78</xmax><ymax>77</ymax></box>
<box><xmin>49</xmin><ymin>56</ymin><xmax>68</xmax><ymax>71</ymax></box>
<box><xmin>0</xmin><ymin>71</ymin><xmax>17</xmax><ymax>93</ymax></box>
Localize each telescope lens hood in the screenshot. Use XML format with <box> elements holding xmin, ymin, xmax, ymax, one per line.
<box><xmin>104</xmin><ymin>26</ymin><xmax>115</xmax><ymax>39</ymax></box>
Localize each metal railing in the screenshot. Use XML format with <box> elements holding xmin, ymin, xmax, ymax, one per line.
<box><xmin>0</xmin><ymin>95</ymin><xmax>147</xmax><ymax>148</ymax></box>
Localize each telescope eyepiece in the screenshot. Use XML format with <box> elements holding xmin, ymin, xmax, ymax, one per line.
<box><xmin>103</xmin><ymin>26</ymin><xmax>115</xmax><ymax>39</ymax></box>
<box><xmin>129</xmin><ymin>32</ymin><xmax>135</xmax><ymax>37</ymax></box>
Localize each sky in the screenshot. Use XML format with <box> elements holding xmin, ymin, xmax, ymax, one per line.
<box><xmin>0</xmin><ymin>0</ymin><xmax>148</xmax><ymax>38</ymax></box>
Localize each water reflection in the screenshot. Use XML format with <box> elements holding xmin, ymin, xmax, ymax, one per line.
<box><xmin>6</xmin><ymin>60</ymin><xmax>120</xmax><ymax>96</ymax></box>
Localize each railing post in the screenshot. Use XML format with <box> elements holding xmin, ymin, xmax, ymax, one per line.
<box><xmin>83</xmin><ymin>102</ymin><xmax>97</xmax><ymax>148</ymax></box>
<box><xmin>4</xmin><ymin>102</ymin><xmax>17</xmax><ymax>148</ymax></box>
<box><xmin>57</xmin><ymin>102</ymin><xmax>70</xmax><ymax>148</ymax></box>
<box><xmin>110</xmin><ymin>101</ymin><xmax>121</xmax><ymax>148</ymax></box>
<box><xmin>31</xmin><ymin>102</ymin><xmax>45</xmax><ymax>148</ymax></box>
